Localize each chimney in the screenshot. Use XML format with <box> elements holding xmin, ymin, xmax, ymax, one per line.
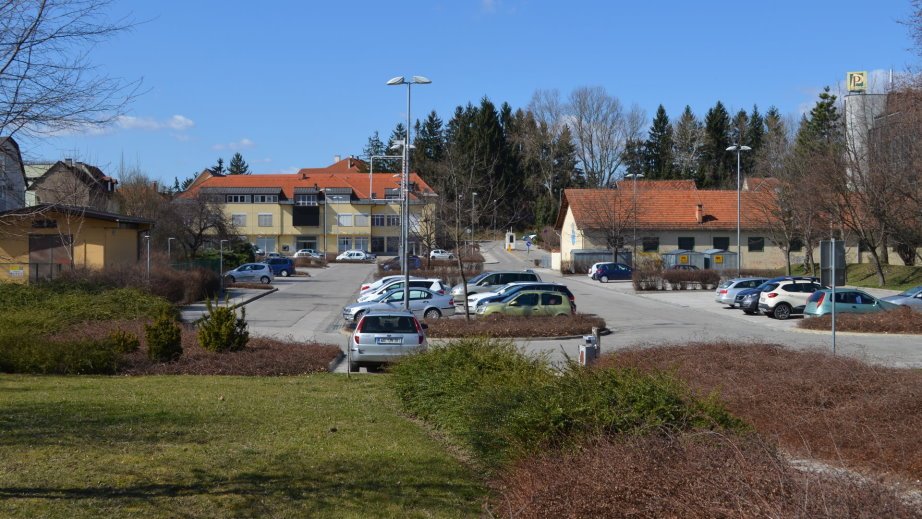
<box><xmin>64</xmin><ymin>158</ymin><xmax>73</xmax><ymax>167</ymax></box>
<box><xmin>333</xmin><ymin>154</ymin><xmax>341</xmax><ymax>164</ymax></box>
<box><xmin>695</xmin><ymin>203</ymin><xmax>703</xmax><ymax>224</ymax></box>
<box><xmin>348</xmin><ymin>158</ymin><xmax>353</xmax><ymax>169</ymax></box>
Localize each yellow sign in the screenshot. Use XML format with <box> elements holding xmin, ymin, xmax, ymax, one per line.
<box><xmin>679</xmin><ymin>255</ymin><xmax>688</xmax><ymax>264</ymax></box>
<box><xmin>847</xmin><ymin>71</ymin><xmax>867</xmax><ymax>92</ymax></box>
<box><xmin>715</xmin><ymin>255</ymin><xmax>724</xmax><ymax>264</ymax></box>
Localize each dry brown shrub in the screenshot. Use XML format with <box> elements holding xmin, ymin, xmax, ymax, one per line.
<box><xmin>292</xmin><ymin>257</ymin><xmax>326</xmax><ymax>268</ymax></box>
<box><xmin>61</xmin><ymin>320</ymin><xmax>340</xmax><ymax>375</ymax></box>
<box><xmin>490</xmin><ymin>432</ymin><xmax>920</xmax><ymax>518</ymax></box>
<box><xmin>374</xmin><ymin>263</ymin><xmax>484</xmax><ymax>286</ymax></box>
<box><xmin>662</xmin><ymin>269</ymin><xmax>721</xmax><ymax>290</ymax></box>
<box><xmin>798</xmin><ymin>306</ymin><xmax>922</xmax><ymax>334</ymax></box>
<box><xmin>58</xmin><ymin>264</ymin><xmax>219</xmax><ymax>304</ymax></box>
<box><xmin>598</xmin><ymin>342</ymin><xmax>922</xmax><ymax>481</ymax></box>
<box><xmin>425</xmin><ymin>313</ymin><xmax>606</xmax><ymax>338</ymax></box>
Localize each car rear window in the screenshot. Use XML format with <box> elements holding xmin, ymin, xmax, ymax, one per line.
<box><xmin>719</xmin><ymin>280</ymin><xmax>733</xmax><ymax>289</ymax></box>
<box><xmin>762</xmin><ymin>283</ymin><xmax>779</xmax><ymax>292</ymax></box>
<box><xmin>359</xmin><ymin>315</ymin><xmax>416</xmax><ymax>334</ymax></box>
<box><xmin>807</xmin><ymin>292</ymin><xmax>825</xmax><ymax>302</ymax></box>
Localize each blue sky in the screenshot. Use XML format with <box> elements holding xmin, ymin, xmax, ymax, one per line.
<box><xmin>21</xmin><ymin>0</ymin><xmax>918</xmax><ymax>184</ymax></box>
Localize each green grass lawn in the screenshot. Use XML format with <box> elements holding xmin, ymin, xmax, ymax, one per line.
<box><xmin>0</xmin><ymin>375</ymin><xmax>485</xmax><ymax>518</ymax></box>
<box><xmin>780</xmin><ymin>263</ymin><xmax>921</xmax><ymax>291</ymax></box>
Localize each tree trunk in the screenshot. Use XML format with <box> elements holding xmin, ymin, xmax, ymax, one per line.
<box><xmin>456</xmin><ymin>255</ymin><xmax>471</xmax><ymax>321</ymax></box>
<box><xmin>879</xmin><ymin>233</ymin><xmax>890</xmax><ymax>264</ymax></box>
<box><xmin>785</xmin><ymin>250</ymin><xmax>792</xmax><ymax>276</ymax></box>
<box><xmin>866</xmin><ymin>246</ymin><xmax>887</xmax><ymax>287</ymax></box>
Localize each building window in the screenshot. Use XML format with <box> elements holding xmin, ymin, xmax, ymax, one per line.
<box><xmin>253</xmin><ymin>194</ymin><xmax>278</xmax><ymax>203</ymax></box>
<box><xmin>354</xmin><ymin>214</ymin><xmax>370</xmax><ymax>227</ymax></box>
<box><xmin>295</xmin><ymin>194</ymin><xmax>317</xmax><ymax>206</ymax></box>
<box><xmin>386</xmin><ymin>215</ymin><xmax>400</xmax><ymax>226</ymax></box>
<box><xmin>337</xmin><ymin>214</ymin><xmax>353</xmax><ymax>227</ymax></box>
<box><xmin>789</xmin><ymin>238</ymin><xmax>803</xmax><ymax>252</ymax></box>
<box><xmin>371</xmin><ymin>236</ymin><xmax>385</xmax><ymax>252</ymax></box>
<box><xmin>226</xmin><ymin>194</ymin><xmax>250</xmax><ymax>203</ymax></box>
<box><xmin>296</xmin><ymin>236</ymin><xmax>317</xmax><ymax>250</ymax></box>
<box><xmin>327</xmin><ymin>194</ymin><xmax>350</xmax><ymax>203</ymax></box>
<box><xmin>677</xmin><ymin>237</ymin><xmax>695</xmax><ymax>250</ymax></box>
<box><xmin>354</xmin><ymin>236</ymin><xmax>369</xmax><ymax>251</ymax></box>
<box><xmin>258</xmin><ymin>213</ymin><xmax>273</xmax><ymax>227</ymax></box>
<box><xmin>748</xmin><ymin>237</ymin><xmax>765</xmax><ymax>252</ymax></box>
<box><xmin>385</xmin><ymin>236</ymin><xmax>400</xmax><ymax>254</ymax></box>
<box><xmin>642</xmin><ymin>237</ymin><xmax>659</xmax><ymax>252</ymax></box>
<box><xmin>338</xmin><ymin>236</ymin><xmax>352</xmax><ymax>252</ymax></box>
<box><xmin>712</xmin><ymin>237</ymin><xmax>730</xmax><ymax>250</ymax></box>
<box><xmin>372</xmin><ymin>215</ymin><xmax>385</xmax><ymax>227</ymax></box>
<box><xmin>231</xmin><ymin>214</ymin><xmax>246</xmax><ymax>227</ymax></box>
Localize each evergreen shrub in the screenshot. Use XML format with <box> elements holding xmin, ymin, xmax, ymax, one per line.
<box><xmin>197</xmin><ymin>299</ymin><xmax>249</xmax><ymax>353</ymax></box>
<box><xmin>145</xmin><ymin>308</ymin><xmax>182</xmax><ymax>362</ymax></box>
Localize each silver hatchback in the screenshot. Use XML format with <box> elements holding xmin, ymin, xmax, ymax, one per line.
<box><xmin>715</xmin><ymin>277</ymin><xmax>768</xmax><ymax>307</ymax></box>
<box><xmin>349</xmin><ymin>310</ymin><xmax>427</xmax><ymax>372</ymax></box>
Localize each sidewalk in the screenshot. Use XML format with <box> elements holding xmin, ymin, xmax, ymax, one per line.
<box><xmin>179</xmin><ymin>286</ymin><xmax>277</xmax><ymax>323</ymax></box>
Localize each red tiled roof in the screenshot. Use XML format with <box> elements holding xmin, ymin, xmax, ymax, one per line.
<box><xmin>558</xmin><ymin>188</ymin><xmax>771</xmax><ymax>231</ymax></box>
<box><xmin>182</xmin><ymin>159</ymin><xmax>434</xmax><ymax>200</ymax></box>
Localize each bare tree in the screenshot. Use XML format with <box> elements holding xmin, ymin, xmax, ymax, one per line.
<box><xmin>164</xmin><ymin>193</ymin><xmax>235</xmax><ymax>259</ymax></box>
<box><xmin>574</xmin><ymin>189</ymin><xmax>636</xmax><ymax>262</ymax></box>
<box><xmin>0</xmin><ymin>0</ymin><xmax>138</xmax><ymax>138</ymax></box>
<box><xmin>531</xmin><ymin>87</ymin><xmax>645</xmax><ymax>188</ymax></box>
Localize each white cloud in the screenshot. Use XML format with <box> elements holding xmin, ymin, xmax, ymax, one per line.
<box><xmin>212</xmin><ymin>138</ymin><xmax>255</xmax><ymax>151</ymax></box>
<box><xmin>116</xmin><ymin>114</ymin><xmax>195</xmax><ymax>131</ymax></box>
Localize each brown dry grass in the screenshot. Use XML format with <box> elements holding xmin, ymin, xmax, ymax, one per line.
<box><xmin>798</xmin><ymin>306</ymin><xmax>922</xmax><ymax>334</ymax></box>
<box><xmin>425</xmin><ymin>314</ymin><xmax>606</xmax><ymax>338</ymax></box>
<box><xmin>598</xmin><ymin>342</ymin><xmax>922</xmax><ymax>482</ymax></box>
<box><xmin>58</xmin><ymin>320</ymin><xmax>341</xmax><ymax>375</ymax></box>
<box><xmin>490</xmin><ymin>432</ymin><xmax>921</xmax><ymax>518</ymax></box>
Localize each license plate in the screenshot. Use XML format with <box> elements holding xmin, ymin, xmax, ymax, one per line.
<box><xmin>375</xmin><ymin>337</ymin><xmax>403</xmax><ymax>345</ymax></box>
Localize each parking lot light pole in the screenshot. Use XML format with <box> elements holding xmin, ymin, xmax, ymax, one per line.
<box><xmin>726</xmin><ymin>144</ymin><xmax>751</xmax><ymax>277</ymax></box>
<box><xmin>219</xmin><ymin>239</ymin><xmax>229</xmax><ymax>298</ymax></box>
<box><xmin>167</xmin><ymin>237</ymin><xmax>176</xmax><ymax>263</ymax></box>
<box><xmin>471</xmin><ymin>192</ymin><xmax>477</xmax><ymax>250</ymax></box>
<box><xmin>387</xmin><ymin>75</ymin><xmax>431</xmax><ymax>311</ymax></box>
<box><xmin>144</xmin><ymin>234</ymin><xmax>151</xmax><ymax>281</ymax></box>
<box><xmin>624</xmin><ymin>173</ymin><xmax>644</xmax><ymax>268</ymax></box>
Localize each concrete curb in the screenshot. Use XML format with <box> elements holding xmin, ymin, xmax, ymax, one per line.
<box><xmin>790</xmin><ymin>326</ymin><xmax>920</xmax><ymax>338</ymax></box>
<box><xmin>428</xmin><ymin>327</ymin><xmax>613</xmax><ymax>343</ymax></box>
<box><xmin>327</xmin><ymin>351</ymin><xmax>345</xmax><ymax>372</ymax></box>
<box><xmin>230</xmin><ymin>287</ymin><xmax>278</xmax><ymax>309</ymax></box>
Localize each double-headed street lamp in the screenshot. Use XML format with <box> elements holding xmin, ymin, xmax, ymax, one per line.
<box><xmin>726</xmin><ymin>144</ymin><xmax>751</xmax><ymax>277</ymax></box>
<box><xmin>387</xmin><ymin>75</ymin><xmax>431</xmax><ymax>310</ymax></box>
<box><xmin>624</xmin><ymin>173</ymin><xmax>644</xmax><ymax>267</ymax></box>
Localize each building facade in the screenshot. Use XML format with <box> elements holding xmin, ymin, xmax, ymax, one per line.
<box><xmin>184</xmin><ymin>158</ymin><xmax>437</xmax><ymax>256</ymax></box>
<box><xmin>27</xmin><ymin>159</ymin><xmax>119</xmax><ymax>212</ymax></box>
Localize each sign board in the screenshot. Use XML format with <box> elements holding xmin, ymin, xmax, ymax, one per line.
<box><xmin>820</xmin><ymin>239</ymin><xmax>847</xmax><ymax>287</ymax></box>
<box><xmin>9</xmin><ymin>266</ymin><xmax>23</xmax><ymax>278</ymax></box>
<box><xmin>525</xmin><ymin>239</ymin><xmax>532</xmax><ymax>249</ymax></box>
<box><xmin>679</xmin><ymin>254</ymin><xmax>689</xmax><ymax>264</ymax></box>
<box><xmin>714</xmin><ymin>255</ymin><xmax>723</xmax><ymax>264</ymax></box>
<box><xmin>847</xmin><ymin>71</ymin><xmax>867</xmax><ymax>92</ymax></box>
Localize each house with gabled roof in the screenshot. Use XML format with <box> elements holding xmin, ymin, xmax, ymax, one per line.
<box><xmin>181</xmin><ymin>157</ymin><xmax>438</xmax><ymax>256</ymax></box>
<box><xmin>27</xmin><ymin>159</ymin><xmax>119</xmax><ymax>213</ymax></box>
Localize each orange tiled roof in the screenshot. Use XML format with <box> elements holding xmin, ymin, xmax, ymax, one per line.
<box><xmin>558</xmin><ymin>187</ymin><xmax>770</xmax><ymax>231</ymax></box>
<box><xmin>182</xmin><ymin>159</ymin><xmax>435</xmax><ymax>201</ymax></box>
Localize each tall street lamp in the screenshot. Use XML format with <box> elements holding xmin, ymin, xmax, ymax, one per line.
<box><xmin>624</xmin><ymin>173</ymin><xmax>644</xmax><ymax>267</ymax></box>
<box><xmin>387</xmin><ymin>75</ymin><xmax>431</xmax><ymax>310</ymax></box>
<box><xmin>471</xmin><ymin>192</ymin><xmax>477</xmax><ymax>250</ymax></box>
<box><xmin>726</xmin><ymin>144</ymin><xmax>751</xmax><ymax>277</ymax></box>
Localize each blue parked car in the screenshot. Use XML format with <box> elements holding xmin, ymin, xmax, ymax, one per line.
<box><xmin>381</xmin><ymin>255</ymin><xmax>423</xmax><ymax>272</ymax></box>
<box><xmin>265</xmin><ymin>256</ymin><xmax>295</xmax><ymax>277</ymax></box>
<box><xmin>591</xmin><ymin>262</ymin><xmax>633</xmax><ymax>282</ymax></box>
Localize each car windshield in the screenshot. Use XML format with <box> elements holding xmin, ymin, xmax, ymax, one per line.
<box><xmin>898</xmin><ymin>286</ymin><xmax>922</xmax><ymax>297</ymax></box>
<box><xmin>359</xmin><ymin>315</ymin><xmax>417</xmax><ymax>334</ymax></box>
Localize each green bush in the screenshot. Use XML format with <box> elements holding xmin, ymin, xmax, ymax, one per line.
<box><xmin>0</xmin><ymin>330</ymin><xmax>122</xmax><ymax>374</ymax></box>
<box><xmin>390</xmin><ymin>338</ymin><xmax>745</xmax><ymax>466</ymax></box>
<box><xmin>197</xmin><ymin>299</ymin><xmax>249</xmax><ymax>352</ymax></box>
<box><xmin>145</xmin><ymin>308</ymin><xmax>183</xmax><ymax>362</ymax></box>
<box><xmin>108</xmin><ymin>329</ymin><xmax>140</xmax><ymax>353</ymax></box>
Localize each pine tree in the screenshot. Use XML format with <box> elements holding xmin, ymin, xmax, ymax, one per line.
<box><xmin>746</xmin><ymin>105</ymin><xmax>765</xmax><ymax>175</ymax></box>
<box><xmin>363</xmin><ymin>131</ymin><xmax>395</xmax><ymax>172</ymax></box>
<box><xmin>210</xmin><ymin>158</ymin><xmax>225</xmax><ymax>175</ymax></box>
<box><xmin>227</xmin><ymin>152</ymin><xmax>250</xmax><ymax>175</ymax></box>
<box><xmin>700</xmin><ymin>101</ymin><xmax>732</xmax><ymax>188</ymax></box>
<box><xmin>672</xmin><ymin>105</ymin><xmax>702</xmax><ymax>179</ymax></box>
<box><xmin>412</xmin><ymin>111</ymin><xmax>445</xmax><ymax>180</ymax></box>
<box><xmin>643</xmin><ymin>105</ymin><xmax>674</xmax><ymax>179</ymax></box>
<box><xmin>795</xmin><ymin>86</ymin><xmax>842</xmax><ymax>153</ymax></box>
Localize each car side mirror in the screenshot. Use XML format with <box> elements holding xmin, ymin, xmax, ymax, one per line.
<box><xmin>508</xmin><ymin>300</ymin><xmax>519</xmax><ymax>307</ymax></box>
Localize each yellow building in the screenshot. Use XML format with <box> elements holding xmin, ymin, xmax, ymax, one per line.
<box><xmin>185</xmin><ymin>158</ymin><xmax>438</xmax><ymax>256</ymax></box>
<box><xmin>0</xmin><ymin>204</ymin><xmax>152</xmax><ymax>283</ymax></box>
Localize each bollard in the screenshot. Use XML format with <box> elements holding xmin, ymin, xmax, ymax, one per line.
<box><xmin>581</xmin><ymin>333</ymin><xmax>599</xmax><ymax>366</ymax></box>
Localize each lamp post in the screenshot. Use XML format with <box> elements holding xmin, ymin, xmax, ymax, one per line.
<box><xmin>387</xmin><ymin>75</ymin><xmax>431</xmax><ymax>310</ymax></box>
<box><xmin>726</xmin><ymin>144</ymin><xmax>752</xmax><ymax>277</ymax></box>
<box><xmin>167</xmin><ymin>237</ymin><xmax>176</xmax><ymax>263</ymax></box>
<box><xmin>471</xmin><ymin>192</ymin><xmax>477</xmax><ymax>250</ymax></box>
<box><xmin>624</xmin><ymin>173</ymin><xmax>644</xmax><ymax>267</ymax></box>
<box><xmin>219</xmin><ymin>239</ymin><xmax>229</xmax><ymax>297</ymax></box>
<box><xmin>144</xmin><ymin>233</ymin><xmax>151</xmax><ymax>281</ymax></box>
<box><xmin>492</xmin><ymin>199</ymin><xmax>498</xmax><ymax>241</ymax></box>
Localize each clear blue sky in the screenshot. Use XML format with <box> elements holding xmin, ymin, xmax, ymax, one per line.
<box><xmin>21</xmin><ymin>0</ymin><xmax>918</xmax><ymax>184</ymax></box>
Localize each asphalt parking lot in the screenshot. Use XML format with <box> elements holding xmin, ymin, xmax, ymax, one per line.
<box><xmin>230</xmin><ymin>243</ymin><xmax>922</xmax><ymax>370</ymax></box>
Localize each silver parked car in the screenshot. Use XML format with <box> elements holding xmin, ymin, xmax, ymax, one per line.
<box><xmin>715</xmin><ymin>277</ymin><xmax>769</xmax><ymax>307</ymax></box>
<box><xmin>450</xmin><ymin>270</ymin><xmax>542</xmax><ymax>312</ymax></box>
<box><xmin>224</xmin><ymin>262</ymin><xmax>274</xmax><ymax>284</ymax></box>
<box><xmin>348</xmin><ymin>310</ymin><xmax>428</xmax><ymax>372</ymax></box>
<box><xmin>344</xmin><ymin>288</ymin><xmax>455</xmax><ymax>322</ymax></box>
<box><xmin>881</xmin><ymin>285</ymin><xmax>922</xmax><ymax>311</ymax></box>
<box><xmin>357</xmin><ymin>278</ymin><xmax>447</xmax><ymax>303</ymax></box>
<box><xmin>359</xmin><ymin>275</ymin><xmax>421</xmax><ymax>295</ymax></box>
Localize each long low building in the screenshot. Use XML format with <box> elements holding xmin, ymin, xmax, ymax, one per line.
<box><xmin>183</xmin><ymin>157</ymin><xmax>437</xmax><ymax>256</ymax></box>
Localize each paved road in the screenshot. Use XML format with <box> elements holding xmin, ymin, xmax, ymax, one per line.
<box><xmin>234</xmin><ymin>244</ymin><xmax>922</xmax><ymax>370</ymax></box>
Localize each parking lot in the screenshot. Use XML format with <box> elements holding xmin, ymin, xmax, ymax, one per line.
<box><xmin>233</xmin><ymin>242</ymin><xmax>922</xmax><ymax>370</ymax></box>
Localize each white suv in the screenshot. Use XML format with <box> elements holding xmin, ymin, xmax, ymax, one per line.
<box><xmin>429</xmin><ymin>249</ymin><xmax>454</xmax><ymax>260</ymax></box>
<box><xmin>758</xmin><ymin>280</ymin><xmax>824</xmax><ymax>319</ymax></box>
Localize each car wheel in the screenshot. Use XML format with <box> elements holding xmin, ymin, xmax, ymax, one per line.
<box><xmin>743</xmin><ymin>309</ymin><xmax>755</xmax><ymax>315</ymax></box>
<box><xmin>260</xmin><ymin>276</ymin><xmax>271</xmax><ymax>284</ymax></box>
<box><xmin>226</xmin><ymin>275</ymin><xmax>236</xmax><ymax>283</ymax></box>
<box><xmin>424</xmin><ymin>308</ymin><xmax>441</xmax><ymax>319</ymax></box>
<box><xmin>353</xmin><ymin>310</ymin><xmax>365</xmax><ymax>323</ymax></box>
<box><xmin>727</xmin><ymin>303</ymin><xmax>735</xmax><ymax>308</ymax></box>
<box><xmin>773</xmin><ymin>303</ymin><xmax>792</xmax><ymax>320</ymax></box>
<box><xmin>280</xmin><ymin>270</ymin><xmax>290</xmax><ymax>277</ymax></box>
<box><xmin>600</xmin><ymin>275</ymin><xmax>609</xmax><ymax>283</ymax></box>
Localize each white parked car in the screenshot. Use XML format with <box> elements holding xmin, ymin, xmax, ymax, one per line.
<box><xmin>429</xmin><ymin>249</ymin><xmax>454</xmax><ymax>260</ymax></box>
<box><xmin>294</xmin><ymin>248</ymin><xmax>323</xmax><ymax>259</ymax></box>
<box><xmin>336</xmin><ymin>250</ymin><xmax>373</xmax><ymax>262</ymax></box>
<box><xmin>359</xmin><ymin>275</ymin><xmax>421</xmax><ymax>295</ymax></box>
<box><xmin>357</xmin><ymin>278</ymin><xmax>448</xmax><ymax>303</ymax></box>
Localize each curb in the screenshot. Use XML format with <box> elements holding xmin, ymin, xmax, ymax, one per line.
<box><xmin>327</xmin><ymin>351</ymin><xmax>345</xmax><ymax>372</ymax></box>
<box><xmin>428</xmin><ymin>327</ymin><xmax>613</xmax><ymax>343</ymax></box>
<box><xmin>230</xmin><ymin>287</ymin><xmax>278</xmax><ymax>309</ymax></box>
<box><xmin>790</xmin><ymin>327</ymin><xmax>920</xmax><ymax>338</ymax></box>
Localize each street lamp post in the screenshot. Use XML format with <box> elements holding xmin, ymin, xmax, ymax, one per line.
<box><xmin>387</xmin><ymin>75</ymin><xmax>431</xmax><ymax>310</ymax></box>
<box><xmin>624</xmin><ymin>173</ymin><xmax>644</xmax><ymax>267</ymax></box>
<box><xmin>726</xmin><ymin>144</ymin><xmax>752</xmax><ymax>276</ymax></box>
<box><xmin>144</xmin><ymin>234</ymin><xmax>151</xmax><ymax>281</ymax></box>
<box><xmin>471</xmin><ymin>192</ymin><xmax>477</xmax><ymax>250</ymax></box>
<box><xmin>167</xmin><ymin>237</ymin><xmax>176</xmax><ymax>263</ymax></box>
<box><xmin>219</xmin><ymin>239</ymin><xmax>229</xmax><ymax>297</ymax></box>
